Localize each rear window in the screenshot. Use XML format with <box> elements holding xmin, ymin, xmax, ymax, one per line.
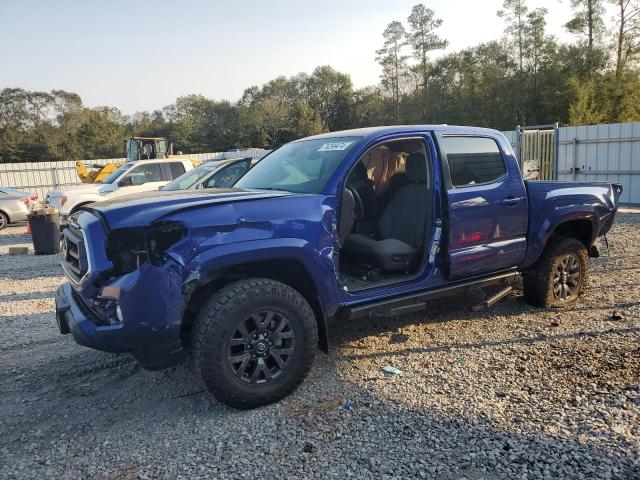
<box><xmin>440</xmin><ymin>136</ymin><xmax>506</xmax><ymax>187</ymax></box>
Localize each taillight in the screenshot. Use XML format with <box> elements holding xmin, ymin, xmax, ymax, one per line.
<box><xmin>60</xmin><ymin>196</ymin><xmax>68</xmax><ymax>206</ymax></box>
<box><xmin>20</xmin><ymin>197</ymin><xmax>29</xmax><ymax>206</ymax></box>
<box><xmin>30</xmin><ymin>194</ymin><xmax>38</xmax><ymax>201</ymax></box>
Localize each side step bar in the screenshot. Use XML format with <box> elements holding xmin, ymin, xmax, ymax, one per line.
<box><xmin>470</xmin><ymin>284</ymin><xmax>513</xmax><ymax>312</ymax></box>
<box><xmin>337</xmin><ymin>271</ymin><xmax>519</xmax><ymax>321</ymax></box>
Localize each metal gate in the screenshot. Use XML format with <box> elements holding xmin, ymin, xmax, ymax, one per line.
<box><xmin>516</xmin><ymin>124</ymin><xmax>558</xmax><ymax>180</ymax></box>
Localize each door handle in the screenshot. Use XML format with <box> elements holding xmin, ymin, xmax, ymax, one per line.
<box><xmin>502</xmin><ymin>196</ymin><xmax>523</xmax><ymax>206</ymax></box>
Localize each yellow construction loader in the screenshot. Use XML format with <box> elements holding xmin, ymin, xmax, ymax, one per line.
<box><xmin>75</xmin><ymin>161</ymin><xmax>123</xmax><ymax>183</ymax></box>
<box><xmin>76</xmin><ymin>137</ymin><xmax>200</xmax><ymax>183</ymax></box>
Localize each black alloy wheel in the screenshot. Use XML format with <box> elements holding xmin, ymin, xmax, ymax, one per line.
<box><xmin>193</xmin><ymin>278</ymin><xmax>317</xmax><ymax>408</ymax></box>
<box><xmin>523</xmin><ymin>236</ymin><xmax>589</xmax><ymax>308</ymax></box>
<box><xmin>227</xmin><ymin>310</ymin><xmax>296</xmax><ymax>385</ymax></box>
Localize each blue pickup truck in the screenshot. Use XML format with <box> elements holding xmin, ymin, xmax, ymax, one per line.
<box><xmin>55</xmin><ymin>125</ymin><xmax>622</xmax><ymax>408</ymax></box>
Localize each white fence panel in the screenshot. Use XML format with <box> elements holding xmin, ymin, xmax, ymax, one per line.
<box><xmin>557</xmin><ymin>122</ymin><xmax>640</xmax><ymax>205</ymax></box>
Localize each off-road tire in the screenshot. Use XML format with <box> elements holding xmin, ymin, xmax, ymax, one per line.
<box><xmin>0</xmin><ymin>211</ymin><xmax>8</xmax><ymax>230</ymax></box>
<box><xmin>193</xmin><ymin>278</ymin><xmax>317</xmax><ymax>409</ymax></box>
<box><xmin>523</xmin><ymin>236</ymin><xmax>589</xmax><ymax>308</ymax></box>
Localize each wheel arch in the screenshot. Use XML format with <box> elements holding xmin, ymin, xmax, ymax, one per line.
<box><xmin>522</xmin><ymin>214</ymin><xmax>596</xmax><ymax>269</ymax></box>
<box><xmin>70</xmin><ymin>201</ymin><xmax>96</xmax><ymax>215</ymax></box>
<box><xmin>550</xmin><ymin>218</ymin><xmax>594</xmax><ymax>250</ymax></box>
<box><xmin>183</xmin><ymin>257</ymin><xmax>330</xmax><ymax>353</ymax></box>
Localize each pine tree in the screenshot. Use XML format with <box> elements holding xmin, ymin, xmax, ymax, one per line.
<box><xmin>406</xmin><ymin>4</ymin><xmax>448</xmax><ymax>121</ymax></box>
<box><xmin>376</xmin><ymin>21</ymin><xmax>409</xmax><ymax>122</ymax></box>
<box><xmin>565</xmin><ymin>0</ymin><xmax>605</xmax><ymax>75</ymax></box>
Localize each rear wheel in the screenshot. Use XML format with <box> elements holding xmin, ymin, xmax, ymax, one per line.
<box><xmin>523</xmin><ymin>236</ymin><xmax>589</xmax><ymax>307</ymax></box>
<box><xmin>0</xmin><ymin>212</ymin><xmax>7</xmax><ymax>230</ymax></box>
<box><xmin>193</xmin><ymin>278</ymin><xmax>317</xmax><ymax>409</ymax></box>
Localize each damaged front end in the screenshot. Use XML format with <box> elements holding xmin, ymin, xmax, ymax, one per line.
<box><xmin>105</xmin><ymin>222</ymin><xmax>187</xmax><ymax>275</ymax></box>
<box><xmin>56</xmin><ymin>213</ymin><xmax>188</xmax><ymax>370</ymax></box>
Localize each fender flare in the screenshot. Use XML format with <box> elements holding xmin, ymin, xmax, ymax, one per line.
<box><xmin>63</xmin><ymin>194</ymin><xmax>102</xmax><ymax>216</ymax></box>
<box><xmin>181</xmin><ymin>238</ymin><xmax>339</xmax><ymax>351</ymax></box>
<box><xmin>71</xmin><ymin>200</ymin><xmax>98</xmax><ymax>215</ymax></box>
<box><xmin>522</xmin><ymin>211</ymin><xmax>597</xmax><ymax>268</ymax></box>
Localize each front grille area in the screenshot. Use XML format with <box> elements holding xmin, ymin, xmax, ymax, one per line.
<box><xmin>62</xmin><ymin>226</ymin><xmax>89</xmax><ymax>282</ymax></box>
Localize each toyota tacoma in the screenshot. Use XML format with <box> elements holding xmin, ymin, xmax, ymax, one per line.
<box><xmin>55</xmin><ymin>125</ymin><xmax>622</xmax><ymax>408</ymax></box>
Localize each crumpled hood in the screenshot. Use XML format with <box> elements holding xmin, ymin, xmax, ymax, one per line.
<box><xmin>87</xmin><ymin>188</ymin><xmax>293</xmax><ymax>229</ymax></box>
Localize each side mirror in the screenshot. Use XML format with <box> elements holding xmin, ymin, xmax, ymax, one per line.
<box><xmin>98</xmin><ymin>184</ymin><xmax>114</xmax><ymax>195</ymax></box>
<box><xmin>117</xmin><ymin>177</ymin><xmax>133</xmax><ymax>188</ymax></box>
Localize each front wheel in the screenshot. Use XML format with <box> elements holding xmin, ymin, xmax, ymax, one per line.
<box><xmin>0</xmin><ymin>211</ymin><xmax>8</xmax><ymax>230</ymax></box>
<box><xmin>523</xmin><ymin>236</ymin><xmax>589</xmax><ymax>307</ymax></box>
<box><xmin>193</xmin><ymin>278</ymin><xmax>317</xmax><ymax>409</ymax></box>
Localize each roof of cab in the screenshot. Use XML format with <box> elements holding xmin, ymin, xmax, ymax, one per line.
<box><xmin>296</xmin><ymin>125</ymin><xmax>504</xmax><ymax>143</ymax></box>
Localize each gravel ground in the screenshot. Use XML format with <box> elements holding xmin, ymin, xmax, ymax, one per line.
<box><xmin>1</xmin><ymin>215</ymin><xmax>639</xmax><ymax>480</ymax></box>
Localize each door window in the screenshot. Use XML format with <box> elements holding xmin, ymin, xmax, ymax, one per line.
<box><xmin>440</xmin><ymin>136</ymin><xmax>506</xmax><ymax>187</ymax></box>
<box><xmin>168</xmin><ymin>162</ymin><xmax>186</xmax><ymax>179</ymax></box>
<box><xmin>204</xmin><ymin>161</ymin><xmax>250</xmax><ymax>188</ymax></box>
<box><xmin>120</xmin><ymin>163</ymin><xmax>163</xmax><ymax>186</ymax></box>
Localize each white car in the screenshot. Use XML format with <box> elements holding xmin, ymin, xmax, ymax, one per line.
<box><xmin>48</xmin><ymin>159</ymin><xmax>195</xmax><ymax>223</ymax></box>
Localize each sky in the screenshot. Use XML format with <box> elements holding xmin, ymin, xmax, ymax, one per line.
<box><xmin>0</xmin><ymin>0</ymin><xmax>588</xmax><ymax>114</ymax></box>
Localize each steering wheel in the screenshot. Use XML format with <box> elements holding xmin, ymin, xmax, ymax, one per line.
<box><xmin>346</xmin><ymin>186</ymin><xmax>365</xmax><ymax>220</ymax></box>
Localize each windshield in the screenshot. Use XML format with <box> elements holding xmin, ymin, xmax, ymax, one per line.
<box><xmin>162</xmin><ymin>164</ymin><xmax>215</xmax><ymax>191</ymax></box>
<box><xmin>234</xmin><ymin>137</ymin><xmax>361</xmax><ymax>194</ymax></box>
<box><xmin>100</xmin><ymin>164</ymin><xmax>132</xmax><ymax>184</ymax></box>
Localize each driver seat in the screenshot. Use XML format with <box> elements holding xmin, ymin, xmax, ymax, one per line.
<box><xmin>341</xmin><ymin>152</ymin><xmax>429</xmax><ymax>272</ymax></box>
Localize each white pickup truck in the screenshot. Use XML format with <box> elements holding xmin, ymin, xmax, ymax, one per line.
<box><xmin>48</xmin><ymin>159</ymin><xmax>195</xmax><ymax>223</ymax></box>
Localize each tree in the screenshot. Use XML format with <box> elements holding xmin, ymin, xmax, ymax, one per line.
<box><xmin>569</xmin><ymin>77</ymin><xmax>609</xmax><ymax>124</ymax></box>
<box><xmin>352</xmin><ymin>86</ymin><xmax>391</xmax><ymax>126</ymax></box>
<box><xmin>406</xmin><ymin>4</ymin><xmax>448</xmax><ymax>120</ymax></box>
<box><xmin>0</xmin><ymin>88</ymin><xmax>57</xmax><ymax>162</ymax></box>
<box><xmin>235</xmin><ymin>72</ymin><xmax>326</xmax><ymax>146</ymax></box>
<box><xmin>305</xmin><ymin>66</ymin><xmax>354</xmax><ymax>131</ymax></box>
<box><xmin>376</xmin><ymin>21</ymin><xmax>409</xmax><ymax>122</ymax></box>
<box><xmin>565</xmin><ymin>0</ymin><xmax>605</xmax><ymax>74</ymax></box>
<box><xmin>427</xmin><ymin>41</ymin><xmax>520</xmax><ymax>128</ymax></box>
<box><xmin>498</xmin><ymin>0</ymin><xmax>529</xmax><ymax>74</ymax></box>
<box><xmin>524</xmin><ymin>8</ymin><xmax>552</xmax><ymax>121</ymax></box>
<box><xmin>49</xmin><ymin>90</ymin><xmax>84</xmax><ymax>161</ymax></box>
<box><xmin>606</xmin><ymin>0</ymin><xmax>640</xmax><ymax>120</ymax></box>
<box><xmin>76</xmin><ymin>107</ymin><xmax>127</xmax><ymax>159</ymax></box>
<box><xmin>610</xmin><ymin>0</ymin><xmax>640</xmax><ymax>78</ymax></box>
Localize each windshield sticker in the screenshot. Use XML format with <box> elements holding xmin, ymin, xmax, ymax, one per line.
<box><xmin>318</xmin><ymin>141</ymin><xmax>354</xmax><ymax>152</ymax></box>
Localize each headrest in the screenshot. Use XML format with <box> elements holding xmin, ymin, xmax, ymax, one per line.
<box><xmin>350</xmin><ymin>161</ymin><xmax>368</xmax><ymax>181</ymax></box>
<box><xmin>406</xmin><ymin>152</ymin><xmax>427</xmax><ymax>182</ymax></box>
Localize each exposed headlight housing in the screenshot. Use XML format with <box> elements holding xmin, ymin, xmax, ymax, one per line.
<box><xmin>106</xmin><ymin>222</ymin><xmax>187</xmax><ymax>274</ymax></box>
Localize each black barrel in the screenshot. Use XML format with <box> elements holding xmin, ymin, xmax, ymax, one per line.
<box><xmin>27</xmin><ymin>210</ymin><xmax>61</xmax><ymax>255</ymax></box>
